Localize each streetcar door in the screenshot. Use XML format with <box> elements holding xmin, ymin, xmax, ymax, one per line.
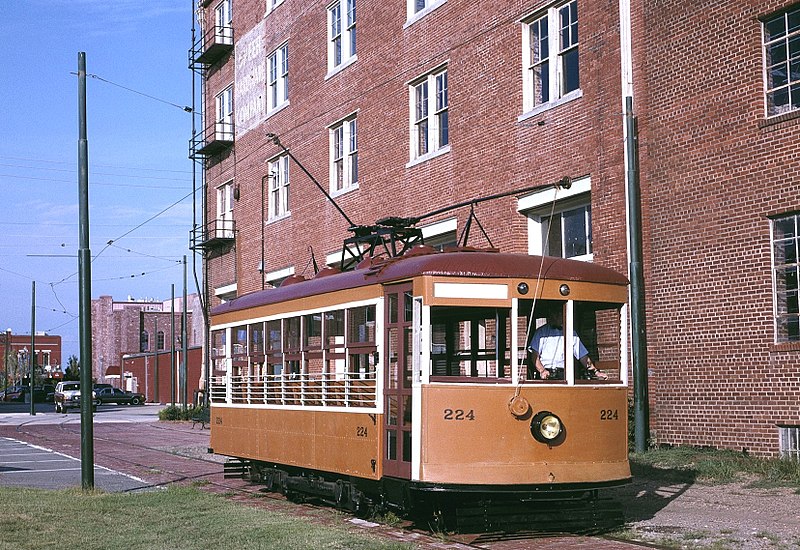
<box><xmin>383</xmin><ymin>283</ymin><xmax>413</xmax><ymax>479</ymax></box>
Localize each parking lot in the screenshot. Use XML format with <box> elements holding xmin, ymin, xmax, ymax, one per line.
<box><xmin>0</xmin><ymin>402</ymin><xmax>168</xmax><ymax>492</ymax></box>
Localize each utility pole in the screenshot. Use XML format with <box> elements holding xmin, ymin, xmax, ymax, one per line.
<box><xmin>171</xmin><ymin>283</ymin><xmax>176</xmax><ymax>407</ymax></box>
<box><xmin>30</xmin><ymin>282</ymin><xmax>36</xmax><ymax>416</ymax></box>
<box><xmin>77</xmin><ymin>51</ymin><xmax>95</xmax><ymax>489</ymax></box>
<box><xmin>181</xmin><ymin>256</ymin><xmax>188</xmax><ymax>410</ymax></box>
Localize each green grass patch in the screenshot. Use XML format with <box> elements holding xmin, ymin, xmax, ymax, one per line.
<box><xmin>630</xmin><ymin>446</ymin><xmax>800</xmax><ymax>487</ymax></box>
<box><xmin>0</xmin><ymin>486</ymin><xmax>412</xmax><ymax>550</ymax></box>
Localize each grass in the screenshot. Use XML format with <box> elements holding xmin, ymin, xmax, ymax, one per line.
<box><xmin>0</xmin><ymin>486</ymin><xmax>413</xmax><ymax>550</ymax></box>
<box><xmin>630</xmin><ymin>446</ymin><xmax>800</xmax><ymax>488</ymax></box>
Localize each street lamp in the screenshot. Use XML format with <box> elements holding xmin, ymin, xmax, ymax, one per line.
<box><xmin>18</xmin><ymin>347</ymin><xmax>28</xmax><ymax>387</ymax></box>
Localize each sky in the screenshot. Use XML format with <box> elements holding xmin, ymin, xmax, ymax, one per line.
<box><xmin>1</xmin><ymin>1</ymin><xmax>200</xmax><ymax>361</ymax></box>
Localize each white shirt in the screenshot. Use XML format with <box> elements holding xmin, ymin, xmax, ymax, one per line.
<box><xmin>529</xmin><ymin>324</ymin><xmax>588</xmax><ymax>370</ymax></box>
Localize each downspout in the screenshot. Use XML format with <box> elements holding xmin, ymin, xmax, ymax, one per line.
<box><xmin>620</xmin><ymin>0</ymin><xmax>650</xmax><ymax>452</ymax></box>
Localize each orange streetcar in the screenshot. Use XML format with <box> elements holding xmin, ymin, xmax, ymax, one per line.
<box><xmin>208</xmin><ymin>247</ymin><xmax>630</xmax><ymax>518</ymax></box>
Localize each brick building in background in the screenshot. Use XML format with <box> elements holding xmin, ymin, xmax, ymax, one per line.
<box><xmin>189</xmin><ymin>0</ymin><xmax>799</xmax><ymax>456</ymax></box>
<box><xmin>91</xmin><ymin>294</ymin><xmax>205</xmax><ymax>401</ymax></box>
<box><xmin>1</xmin><ymin>331</ymin><xmax>63</xmax><ymax>386</ymax></box>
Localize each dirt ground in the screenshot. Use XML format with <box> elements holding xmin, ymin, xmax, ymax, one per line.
<box><xmin>607</xmin><ymin>464</ymin><xmax>800</xmax><ymax>549</ymax></box>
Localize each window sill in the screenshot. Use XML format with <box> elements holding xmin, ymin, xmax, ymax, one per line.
<box><xmin>518</xmin><ymin>89</ymin><xmax>583</xmax><ymax>123</ymax></box>
<box><xmin>330</xmin><ymin>184</ymin><xmax>359</xmax><ymax>199</ymax></box>
<box><xmin>325</xmin><ymin>56</ymin><xmax>358</xmax><ymax>81</ymax></box>
<box><xmin>406</xmin><ymin>144</ymin><xmax>450</xmax><ymax>168</ymax></box>
<box><xmin>266</xmin><ymin>101</ymin><xmax>289</xmax><ymax>119</ymax></box>
<box><xmin>758</xmin><ymin>108</ymin><xmax>800</xmax><ymax>130</ymax></box>
<box><xmin>771</xmin><ymin>341</ymin><xmax>800</xmax><ymax>352</ymax></box>
<box><xmin>266</xmin><ymin>212</ymin><xmax>291</xmax><ymax>225</ymax></box>
<box><xmin>404</xmin><ymin>0</ymin><xmax>447</xmax><ymax>29</ymax></box>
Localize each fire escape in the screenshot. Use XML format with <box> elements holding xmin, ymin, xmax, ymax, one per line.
<box><xmin>189</xmin><ymin>12</ymin><xmax>235</xmax><ymax>255</ymax></box>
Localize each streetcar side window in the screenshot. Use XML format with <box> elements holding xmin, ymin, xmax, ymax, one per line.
<box><xmin>429</xmin><ymin>306</ymin><xmax>512</xmax><ymax>381</ymax></box>
<box><xmin>266</xmin><ymin>320</ymin><xmax>282</xmax><ymax>375</ymax></box>
<box><xmin>211</xmin><ymin>329</ymin><xmax>226</xmax><ymax>375</ymax></box>
<box><xmin>348</xmin><ymin>305</ymin><xmax>377</xmax><ymax>380</ymax></box>
<box><xmin>324</xmin><ymin>310</ymin><xmax>346</xmax><ymax>377</ymax></box>
<box><xmin>284</xmin><ymin>316</ymin><xmax>302</xmax><ymax>375</ymax></box>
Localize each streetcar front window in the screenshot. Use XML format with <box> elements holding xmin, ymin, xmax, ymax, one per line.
<box><xmin>521</xmin><ymin>299</ymin><xmax>623</xmax><ymax>383</ymax></box>
<box><xmin>430</xmin><ymin>306</ymin><xmax>512</xmax><ymax>381</ymax></box>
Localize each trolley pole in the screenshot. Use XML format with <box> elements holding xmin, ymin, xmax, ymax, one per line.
<box><xmin>625</xmin><ymin>96</ymin><xmax>650</xmax><ymax>453</ymax></box>
<box><xmin>77</xmin><ymin>51</ymin><xmax>95</xmax><ymax>489</ymax></box>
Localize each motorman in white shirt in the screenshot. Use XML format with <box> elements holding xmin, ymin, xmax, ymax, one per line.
<box><xmin>528</xmin><ymin>307</ymin><xmax>608</xmax><ymax>380</ymax></box>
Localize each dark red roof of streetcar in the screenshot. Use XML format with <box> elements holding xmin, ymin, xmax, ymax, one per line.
<box><xmin>211</xmin><ymin>248</ymin><xmax>628</xmax><ymax>317</ymax></box>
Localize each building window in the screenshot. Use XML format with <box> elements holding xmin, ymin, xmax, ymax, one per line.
<box><xmin>421</xmin><ymin>218</ymin><xmax>457</xmax><ymax>250</ymax></box>
<box><xmin>268</xmin><ymin>43</ymin><xmax>289</xmax><ymax>113</ymax></box>
<box><xmin>410</xmin><ymin>67</ymin><xmax>448</xmax><ymax>162</ymax></box>
<box><xmin>522</xmin><ymin>0</ymin><xmax>580</xmax><ymax>114</ymax></box>
<box><xmin>779</xmin><ymin>425</ymin><xmax>800</xmax><ymax>459</ymax></box>
<box><xmin>519</xmin><ymin>176</ymin><xmax>592</xmax><ymax>261</ymax></box>
<box><xmin>328</xmin><ymin>0</ymin><xmax>356</xmax><ymax>72</ymax></box>
<box><xmin>268</xmin><ymin>155</ymin><xmax>290</xmax><ymax>220</ymax></box>
<box><xmin>214</xmin><ymin>0</ymin><xmax>233</xmax><ymax>44</ymax></box>
<box><xmin>330</xmin><ymin>115</ymin><xmax>358</xmax><ymax>194</ymax></box>
<box><xmin>215</xmin><ymin>181</ymin><xmax>235</xmax><ymax>238</ymax></box>
<box><xmin>542</xmin><ymin>202</ymin><xmax>591</xmax><ymax>259</ymax></box>
<box><xmin>763</xmin><ymin>5</ymin><xmax>800</xmax><ymax>117</ymax></box>
<box><xmin>406</xmin><ymin>0</ymin><xmax>446</xmax><ymax>25</ymax></box>
<box><xmin>140</xmin><ymin>331</ymin><xmax>150</xmax><ymax>353</ymax></box>
<box><xmin>266</xmin><ymin>0</ymin><xmax>284</xmax><ymax>14</ymax></box>
<box><xmin>215</xmin><ymin>86</ymin><xmax>234</xmax><ymax>140</ymax></box>
<box><xmin>157</xmin><ymin>331</ymin><xmax>165</xmax><ymax>351</ymax></box>
<box><xmin>772</xmin><ymin>213</ymin><xmax>800</xmax><ymax>342</ymax></box>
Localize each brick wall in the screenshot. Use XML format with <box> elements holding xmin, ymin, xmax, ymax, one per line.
<box><xmin>195</xmin><ymin>0</ymin><xmax>800</xmax><ymax>456</ymax></box>
<box><xmin>638</xmin><ymin>0</ymin><xmax>800</xmax><ymax>456</ymax></box>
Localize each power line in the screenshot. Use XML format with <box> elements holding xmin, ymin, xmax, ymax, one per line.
<box><xmin>70</xmin><ymin>72</ymin><xmax>194</xmax><ymax>113</ymax></box>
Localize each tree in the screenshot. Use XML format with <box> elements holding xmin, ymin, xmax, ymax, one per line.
<box><xmin>65</xmin><ymin>355</ymin><xmax>80</xmax><ymax>381</ymax></box>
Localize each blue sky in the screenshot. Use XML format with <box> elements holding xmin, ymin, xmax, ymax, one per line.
<box><xmin>1</xmin><ymin>1</ymin><xmax>198</xmax><ymax>361</ymax></box>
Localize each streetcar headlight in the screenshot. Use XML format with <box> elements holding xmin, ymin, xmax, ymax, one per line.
<box><xmin>531</xmin><ymin>411</ymin><xmax>564</xmax><ymax>443</ymax></box>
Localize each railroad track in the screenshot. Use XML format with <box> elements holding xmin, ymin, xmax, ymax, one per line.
<box><xmin>7</xmin><ymin>420</ymin><xmax>640</xmax><ymax>549</ymax></box>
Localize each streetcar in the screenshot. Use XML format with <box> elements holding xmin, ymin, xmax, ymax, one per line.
<box><xmin>207</xmin><ymin>246</ymin><xmax>630</xmax><ymax>519</ymax></box>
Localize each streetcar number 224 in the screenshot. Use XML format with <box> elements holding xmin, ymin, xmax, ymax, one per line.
<box><xmin>443</xmin><ymin>409</ymin><xmax>475</xmax><ymax>421</ymax></box>
<box><xmin>600</xmin><ymin>409</ymin><xmax>619</xmax><ymax>421</ymax></box>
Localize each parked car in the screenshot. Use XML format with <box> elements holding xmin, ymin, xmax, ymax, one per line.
<box><xmin>95</xmin><ymin>387</ymin><xmax>145</xmax><ymax>406</ymax></box>
<box><xmin>0</xmin><ymin>385</ymin><xmax>54</xmax><ymax>403</ymax></box>
<box><xmin>1</xmin><ymin>386</ymin><xmax>25</xmax><ymax>402</ymax></box>
<box><xmin>54</xmin><ymin>381</ymin><xmax>98</xmax><ymax>413</ymax></box>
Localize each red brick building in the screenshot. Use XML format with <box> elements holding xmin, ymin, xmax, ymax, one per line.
<box><xmin>1</xmin><ymin>331</ymin><xmax>63</xmax><ymax>386</ymax></box>
<box><xmin>118</xmin><ymin>347</ymin><xmax>203</xmax><ymax>405</ymax></box>
<box><xmin>190</xmin><ymin>0</ymin><xmax>800</xmax><ymax>456</ymax></box>
<box><xmin>91</xmin><ymin>295</ymin><xmax>204</xmax><ymax>391</ymax></box>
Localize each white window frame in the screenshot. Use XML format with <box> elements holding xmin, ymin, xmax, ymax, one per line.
<box><xmin>329</xmin><ymin>114</ymin><xmax>358</xmax><ymax>195</ymax></box>
<box><xmin>267</xmin><ymin>43</ymin><xmax>289</xmax><ymax>114</ymax></box>
<box><xmin>214</xmin><ymin>0</ymin><xmax>233</xmax><ymax>44</ymax></box>
<box><xmin>266</xmin><ymin>0</ymin><xmax>284</xmax><ymax>15</ymax></box>
<box><xmin>408</xmin><ymin>66</ymin><xmax>449</xmax><ymax>165</ymax></box>
<box><xmin>405</xmin><ymin>0</ymin><xmax>447</xmax><ymax>28</ymax></box>
<box><xmin>215</xmin><ymin>283</ymin><xmax>238</xmax><ymax>302</ymax></box>
<box><xmin>268</xmin><ymin>154</ymin><xmax>290</xmax><ymax>221</ymax></box>
<box><xmin>770</xmin><ymin>213</ymin><xmax>800</xmax><ymax>343</ymax></box>
<box><xmin>520</xmin><ymin>0</ymin><xmax>582</xmax><ymax>118</ymax></box>
<box><xmin>327</xmin><ymin>0</ymin><xmax>357</xmax><ymax>76</ymax></box>
<box><xmin>421</xmin><ymin>217</ymin><xmax>457</xmax><ymax>250</ymax></box>
<box><xmin>762</xmin><ymin>5</ymin><xmax>800</xmax><ymax>118</ymax></box>
<box><xmin>266</xmin><ymin>266</ymin><xmax>295</xmax><ymax>288</ymax></box>
<box><xmin>216</xmin><ymin>181</ymin><xmax>235</xmax><ymax>238</ymax></box>
<box><xmin>215</xmin><ymin>85</ymin><xmax>234</xmax><ymax>140</ymax></box>
<box><xmin>518</xmin><ymin>176</ymin><xmax>592</xmax><ymax>261</ymax></box>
